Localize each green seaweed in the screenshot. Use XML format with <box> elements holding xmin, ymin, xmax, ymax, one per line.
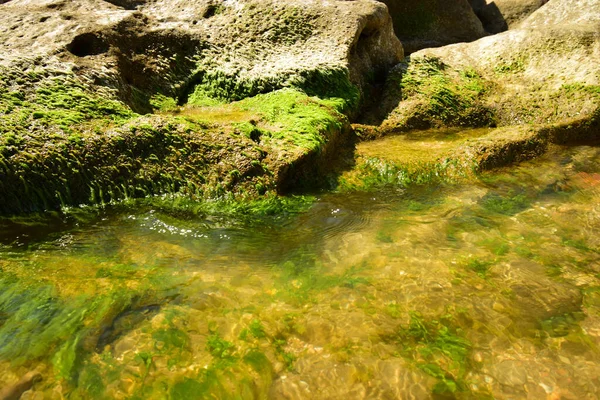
<box><xmin>387</xmin><ymin>311</ymin><xmax>472</xmax><ymax>396</ymax></box>
<box><xmin>480</xmin><ymin>191</ymin><xmax>530</xmax><ymax>215</ymax></box>
<box><xmin>338</xmin><ymin>156</ymin><xmax>467</xmax><ymax>192</ymax></box>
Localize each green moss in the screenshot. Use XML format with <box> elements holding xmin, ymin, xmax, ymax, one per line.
<box><xmin>0</xmin><ymin>74</ymin><xmax>134</xmax><ymax>137</ymax></box>
<box><xmin>149</xmin><ymin>94</ymin><xmax>179</xmax><ymax>112</ymax></box>
<box><xmin>494</xmin><ymin>57</ymin><xmax>527</xmax><ymax>74</ymax></box>
<box><xmin>186</xmin><ymin>87</ymin><xmax>225</xmax><ymax>107</ymax></box>
<box><xmin>1</xmin><ymin>63</ymin><xmax>348</xmax><ymax>216</ymax></box>
<box><xmin>337</xmin><ymin>156</ymin><xmax>467</xmax><ymax>192</ymax></box>
<box><xmin>236</xmin><ymin>88</ymin><xmax>344</xmax><ymax>151</ymax></box>
<box><xmin>185</xmin><ymin>67</ymin><xmax>359</xmax><ymax>115</ymax></box>
<box><xmin>137</xmin><ymin>193</ymin><xmax>314</xmax><ymax>224</ymax></box>
<box><xmin>560</xmin><ymin>83</ymin><xmax>600</xmax><ymax>96</ymax></box>
<box><xmin>400</xmin><ymin>56</ymin><xmax>495</xmax><ymax>127</ymax></box>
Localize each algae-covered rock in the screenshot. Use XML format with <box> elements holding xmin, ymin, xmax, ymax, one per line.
<box><xmin>380</xmin><ymin>0</ymin><xmax>600</xmax><ymax>142</ymax></box>
<box><xmin>0</xmin><ymin>0</ymin><xmax>403</xmax><ymax>215</ymax></box>
<box><xmin>379</xmin><ymin>0</ymin><xmax>487</xmax><ymax>54</ymax></box>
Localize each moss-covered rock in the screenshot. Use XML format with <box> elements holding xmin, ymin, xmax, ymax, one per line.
<box><xmin>0</xmin><ymin>0</ymin><xmax>402</xmax><ymax>215</ymax></box>
<box><xmin>378</xmin><ymin>0</ymin><xmax>599</xmax><ymax>146</ymax></box>
<box><xmin>0</xmin><ymin>0</ymin><xmax>402</xmax><ymax>109</ymax></box>
<box><xmin>0</xmin><ymin>64</ymin><xmax>350</xmax><ymax>214</ymax></box>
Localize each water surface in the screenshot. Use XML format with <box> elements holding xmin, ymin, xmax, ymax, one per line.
<box><xmin>1</xmin><ymin>144</ymin><xmax>600</xmax><ymax>399</ymax></box>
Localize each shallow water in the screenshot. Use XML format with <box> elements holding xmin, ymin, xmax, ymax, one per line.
<box><xmin>1</xmin><ymin>144</ymin><xmax>600</xmax><ymax>399</ymax></box>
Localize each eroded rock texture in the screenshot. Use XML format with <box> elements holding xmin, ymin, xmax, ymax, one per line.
<box><xmin>0</xmin><ymin>0</ymin><xmax>403</xmax><ymax>107</ymax></box>
<box><xmin>0</xmin><ymin>0</ymin><xmax>403</xmax><ymax>213</ymax></box>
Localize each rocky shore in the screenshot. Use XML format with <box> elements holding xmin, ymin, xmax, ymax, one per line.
<box><xmin>0</xmin><ymin>0</ymin><xmax>598</xmax><ymax>215</ymax></box>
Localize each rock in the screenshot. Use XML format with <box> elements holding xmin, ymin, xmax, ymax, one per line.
<box><xmin>458</xmin><ymin>125</ymin><xmax>548</xmax><ymax>171</ymax></box>
<box><xmin>0</xmin><ymin>0</ymin><xmax>402</xmax><ymax>104</ymax></box>
<box><xmin>469</xmin><ymin>0</ymin><xmax>544</xmax><ymax>33</ymax></box>
<box><xmin>490</xmin><ymin>360</ymin><xmax>529</xmax><ymax>386</ymax></box>
<box><xmin>378</xmin><ymin>0</ymin><xmax>600</xmax><ymax>146</ymax></box>
<box><xmin>0</xmin><ymin>371</ymin><xmax>42</xmax><ymax>400</ymax></box>
<box><xmin>0</xmin><ymin>0</ymin><xmax>403</xmax><ymax>215</ymax></box>
<box><xmin>495</xmin><ymin>261</ymin><xmax>583</xmax><ymax>322</ymax></box>
<box><xmin>378</xmin><ymin>0</ymin><xmax>487</xmax><ymax>54</ymax></box>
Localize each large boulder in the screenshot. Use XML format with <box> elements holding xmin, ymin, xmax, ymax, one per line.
<box><xmin>379</xmin><ymin>0</ymin><xmax>600</xmax><ymax>143</ymax></box>
<box><xmin>469</xmin><ymin>0</ymin><xmax>545</xmax><ymax>33</ymax></box>
<box><xmin>378</xmin><ymin>0</ymin><xmax>487</xmax><ymax>54</ymax></box>
<box><xmin>0</xmin><ymin>0</ymin><xmax>402</xmax><ymax>105</ymax></box>
<box><xmin>0</xmin><ymin>0</ymin><xmax>403</xmax><ymax>214</ymax></box>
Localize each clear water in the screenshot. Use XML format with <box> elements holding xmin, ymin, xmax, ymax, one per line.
<box><xmin>1</xmin><ymin>144</ymin><xmax>600</xmax><ymax>399</ymax></box>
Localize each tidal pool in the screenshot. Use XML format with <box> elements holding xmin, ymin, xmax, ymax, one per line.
<box><xmin>1</xmin><ymin>144</ymin><xmax>600</xmax><ymax>399</ymax></box>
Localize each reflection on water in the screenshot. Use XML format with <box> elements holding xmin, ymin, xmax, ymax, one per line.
<box><xmin>2</xmin><ymin>145</ymin><xmax>600</xmax><ymax>399</ymax></box>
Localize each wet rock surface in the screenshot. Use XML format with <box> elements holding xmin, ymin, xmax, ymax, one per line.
<box><xmin>0</xmin><ymin>0</ymin><xmax>403</xmax><ymax>102</ymax></box>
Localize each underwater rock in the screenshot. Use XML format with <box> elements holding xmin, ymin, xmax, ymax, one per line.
<box><xmin>0</xmin><ymin>371</ymin><xmax>42</xmax><ymax>400</ymax></box>
<box><xmin>496</xmin><ymin>261</ymin><xmax>583</xmax><ymax>322</ymax></box>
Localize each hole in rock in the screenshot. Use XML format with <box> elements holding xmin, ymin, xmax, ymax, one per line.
<box><xmin>203</xmin><ymin>4</ymin><xmax>222</xmax><ymax>18</ymax></box>
<box><xmin>67</xmin><ymin>32</ymin><xmax>110</xmax><ymax>57</ymax></box>
<box><xmin>103</xmin><ymin>0</ymin><xmax>146</xmax><ymax>10</ymax></box>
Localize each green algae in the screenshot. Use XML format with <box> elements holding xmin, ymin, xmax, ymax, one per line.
<box><xmin>235</xmin><ymin>88</ymin><xmax>346</xmax><ymax>151</ymax></box>
<box><xmin>0</xmin><ymin>74</ymin><xmax>134</xmax><ymax>138</ymax></box>
<box><xmin>337</xmin><ymin>156</ymin><xmax>466</xmax><ymax>192</ymax></box>
<box><xmin>388</xmin><ymin>311</ymin><xmax>473</xmax><ymax>396</ymax></box>
<box><xmin>185</xmin><ymin>65</ymin><xmax>359</xmax><ymax>115</ymax></box>
<box><xmin>398</xmin><ymin>56</ymin><xmax>495</xmax><ymax>128</ymax></box>
<box><xmin>1</xmin><ymin>62</ymin><xmax>350</xmax><ymax>216</ymax></box>
<box><xmin>133</xmin><ymin>193</ymin><xmax>315</xmax><ymax>225</ymax></box>
<box><xmin>0</xmin><ymin>272</ymin><xmax>131</xmax><ymax>373</ymax></box>
<box><xmin>480</xmin><ymin>191</ymin><xmax>531</xmax><ymax>215</ymax></box>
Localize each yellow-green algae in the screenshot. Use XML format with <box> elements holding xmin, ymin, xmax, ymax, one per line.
<box><xmin>0</xmin><ymin>65</ymin><xmax>352</xmax><ymax>215</ymax></box>
<box><xmin>2</xmin><ymin>145</ymin><xmax>600</xmax><ymax>398</ymax></box>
